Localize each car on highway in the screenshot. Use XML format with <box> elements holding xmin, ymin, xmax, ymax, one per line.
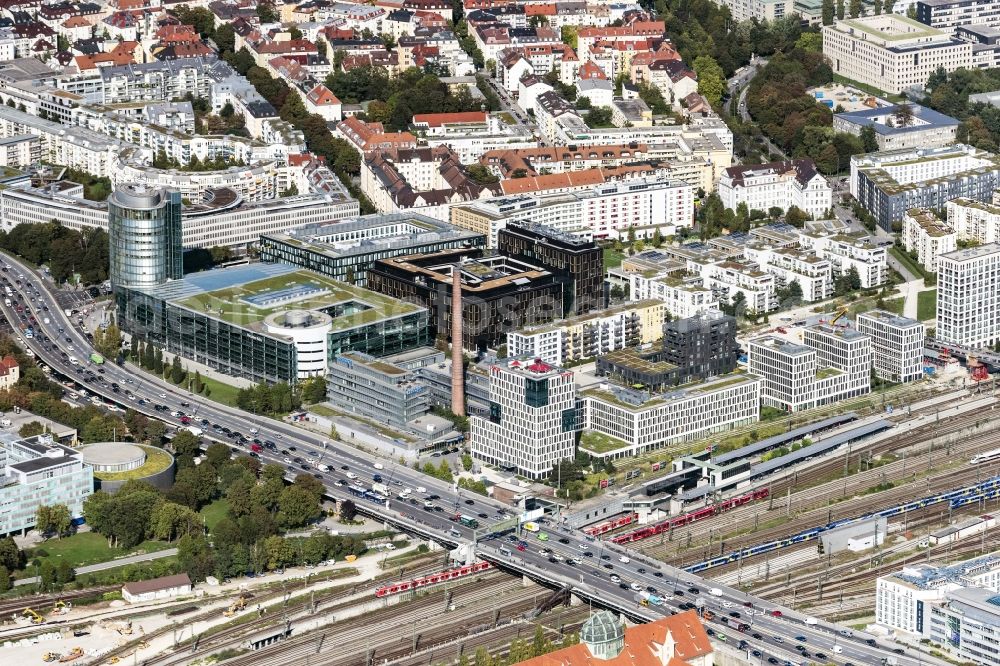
<box><xmin>629</xmin><ymin>583</ymin><xmax>642</xmax><ymax>592</ymax></box>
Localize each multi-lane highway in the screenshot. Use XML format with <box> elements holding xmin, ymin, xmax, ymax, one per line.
<box><xmin>0</xmin><ymin>250</ymin><xmax>944</xmax><ymax>666</ymax></box>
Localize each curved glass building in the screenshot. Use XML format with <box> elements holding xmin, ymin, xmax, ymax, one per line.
<box><xmin>109</xmin><ymin>184</ymin><xmax>182</xmax><ymax>290</ymax></box>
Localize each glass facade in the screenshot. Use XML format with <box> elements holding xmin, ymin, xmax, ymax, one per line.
<box><xmin>109</xmin><ymin>185</ymin><xmax>182</xmax><ymax>290</ymax></box>
<box><xmin>116</xmin><ymin>287</ymin><xmax>430</xmax><ymax>385</ymax></box>
<box><xmin>525</xmin><ymin>378</ymin><xmax>549</xmax><ymax>408</ymax></box>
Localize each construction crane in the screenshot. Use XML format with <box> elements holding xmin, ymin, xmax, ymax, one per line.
<box><xmin>830</xmin><ymin>306</ymin><xmax>849</xmax><ymax>326</ymax></box>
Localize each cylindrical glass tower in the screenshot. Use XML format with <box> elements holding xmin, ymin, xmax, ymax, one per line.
<box><xmin>109</xmin><ymin>184</ymin><xmax>183</xmax><ymax>290</ymax></box>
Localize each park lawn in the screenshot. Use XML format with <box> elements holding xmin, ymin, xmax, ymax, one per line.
<box><xmin>200</xmin><ymin>498</ymin><xmax>230</xmax><ymax>534</ymax></box>
<box><xmin>882</xmin><ymin>297</ymin><xmax>905</xmax><ymax>315</ymax></box>
<box><xmin>22</xmin><ymin>532</ymin><xmax>172</xmax><ymax>574</ymax></box>
<box><xmin>917</xmin><ymin>289</ymin><xmax>937</xmax><ymax>321</ymax></box>
<box><xmin>197</xmin><ymin>374</ymin><xmax>242</xmax><ymax>408</ymax></box>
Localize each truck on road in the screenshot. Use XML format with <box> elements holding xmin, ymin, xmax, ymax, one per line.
<box><xmin>183</xmin><ymin>426</ymin><xmax>203</xmax><ymax>437</ymax></box>
<box><xmin>372</xmin><ymin>482</ymin><xmax>389</xmax><ymax>495</ymax></box>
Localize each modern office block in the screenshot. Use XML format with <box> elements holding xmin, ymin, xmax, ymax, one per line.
<box><xmin>470</xmin><ymin>357</ymin><xmax>577</xmax><ymax>479</ymax></box>
<box><xmin>496</xmin><ymin>222</ymin><xmax>604</xmax><ymax>315</ymax></box>
<box><xmin>0</xmin><ymin>433</ymin><xmax>92</xmax><ymax>537</ymax></box>
<box><xmin>857</xmin><ymin>310</ymin><xmax>925</xmax><ymax>383</ymax></box>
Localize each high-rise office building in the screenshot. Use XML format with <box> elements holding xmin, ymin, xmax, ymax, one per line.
<box><xmin>109</xmin><ymin>184</ymin><xmax>182</xmax><ymax>290</ymax></box>
<box><xmin>470</xmin><ymin>357</ymin><xmax>577</xmax><ymax>479</ymax></box>
<box><xmin>937</xmin><ymin>243</ymin><xmax>1000</xmax><ymax>348</ymax></box>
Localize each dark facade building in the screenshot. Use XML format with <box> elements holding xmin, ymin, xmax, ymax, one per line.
<box><xmin>496</xmin><ymin>222</ymin><xmax>604</xmax><ymax>315</ymax></box>
<box><xmin>258</xmin><ymin>212</ymin><xmax>485</xmax><ymax>286</ymax></box>
<box><xmin>366</xmin><ymin>248</ymin><xmax>563</xmax><ymax>352</ymax></box>
<box><xmin>595</xmin><ymin>310</ymin><xmax>738</xmax><ymax>391</ymax></box>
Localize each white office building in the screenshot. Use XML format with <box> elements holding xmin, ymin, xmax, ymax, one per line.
<box><xmin>876</xmin><ymin>553</ymin><xmax>1000</xmax><ymax>639</ymax></box>
<box><xmin>903</xmin><ymin>208</ymin><xmax>958</xmax><ymax>273</ymax></box>
<box><xmin>748</xmin><ymin>325</ymin><xmax>871</xmax><ymax>412</ymax></box>
<box><xmin>718</xmin><ymin>159</ymin><xmax>832</xmax><ymax>220</ymax></box>
<box><xmin>937</xmin><ymin>244</ymin><xmax>1000</xmax><ymax>348</ymax></box>
<box><xmin>929</xmin><ymin>587</ymin><xmax>1000</xmax><ymax>666</ymax></box>
<box><xmin>823</xmin><ymin>16</ymin><xmax>973</xmax><ymax>95</ymax></box>
<box><xmin>857</xmin><ymin>310</ymin><xmax>926</xmax><ymax>383</ymax></box>
<box><xmin>946</xmin><ymin>198</ymin><xmax>1000</xmax><ymax>246</ymax></box>
<box><xmin>581</xmin><ymin>374</ymin><xmax>761</xmax><ymax>458</ymax></box>
<box><xmin>0</xmin><ymin>433</ymin><xmax>92</xmax><ymax>537</ymax></box>
<box><xmin>470</xmin><ymin>357</ymin><xmax>577</xmax><ymax>479</ymax></box>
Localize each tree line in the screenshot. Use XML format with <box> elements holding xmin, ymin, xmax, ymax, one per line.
<box><xmin>0</xmin><ymin>222</ymin><xmax>109</xmax><ymax>285</ymax></box>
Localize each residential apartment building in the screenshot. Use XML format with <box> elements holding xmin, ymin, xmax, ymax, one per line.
<box><xmin>850</xmin><ymin>144</ymin><xmax>1000</xmax><ymax>231</ymax></box>
<box><xmin>822</xmin><ymin>16</ymin><xmax>973</xmax><ymax>95</ymax></box>
<box><xmin>936</xmin><ymin>244</ymin><xmax>1000</xmax><ymax>348</ymax></box>
<box><xmin>798</xmin><ymin>231</ymin><xmax>888</xmax><ymax>288</ymax></box>
<box><xmin>581</xmin><ymin>374</ymin><xmax>761</xmax><ymax>458</ymax></box>
<box><xmin>326</xmin><ymin>352</ymin><xmax>430</xmax><ymax>430</ymax></box>
<box><xmin>748</xmin><ymin>324</ymin><xmax>871</xmax><ymax>411</ymax></box>
<box><xmin>596</xmin><ymin>311</ymin><xmax>739</xmax><ymax>391</ymax></box>
<box><xmin>744</xmin><ymin>246</ymin><xmax>833</xmax><ymax>302</ymax></box>
<box><xmin>946</xmin><ymin>197</ymin><xmax>1000</xmax><ymax>245</ymax></box>
<box><xmin>0</xmin><ymin>433</ymin><xmax>92</xmax><ymax>536</ymax></box>
<box><xmin>833</xmin><ymin>104</ymin><xmax>959</xmax><ymax>151</ymax></box>
<box><xmin>506</xmin><ymin>300</ymin><xmax>668</xmax><ymax>366</ymax></box>
<box><xmin>903</xmin><ymin>208</ymin><xmax>957</xmax><ymax>273</ymax></box>
<box><xmin>718</xmin><ymin>159</ymin><xmax>832</xmax><ymax>220</ymax></box>
<box><xmin>450</xmin><ymin>178</ymin><xmax>694</xmax><ymax>246</ymax></box>
<box><xmin>720</xmin><ymin>0</ymin><xmax>790</xmax><ymax>22</ymax></box>
<box><xmin>470</xmin><ymin>357</ymin><xmax>577</xmax><ymax>479</ymax></box>
<box><xmin>626</xmin><ymin>273</ymin><xmax>719</xmax><ymax>320</ymax></box>
<box><xmin>916</xmin><ymin>0</ymin><xmax>1000</xmax><ymax>30</ymax></box>
<box><xmin>857</xmin><ymin>310</ymin><xmax>925</xmax><ymax>382</ymax></box>
<box><xmin>701</xmin><ymin>261</ymin><xmax>777</xmax><ymax>314</ymax></box>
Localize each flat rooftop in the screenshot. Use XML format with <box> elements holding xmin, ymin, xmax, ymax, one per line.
<box><xmin>859</xmin><ymin>309</ymin><xmax>922</xmax><ymax>329</ymax></box>
<box><xmin>940</xmin><ymin>243</ymin><xmax>1000</xmax><ymax>263</ymax></box>
<box><xmin>154</xmin><ymin>263</ymin><xmax>421</xmax><ymax>333</ymax></box>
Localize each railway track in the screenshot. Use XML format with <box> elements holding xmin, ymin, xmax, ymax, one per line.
<box><xmin>638</xmin><ymin>423</ymin><xmax>1000</xmax><ymax>563</ymax></box>
<box><xmin>196</xmin><ymin>574</ymin><xmax>534</xmax><ymax>666</ymax></box>
<box><xmin>0</xmin><ymin>585</ymin><xmax>119</xmax><ymax>624</ymax></box>
<box><xmin>101</xmin><ymin>556</ymin><xmax>450</xmax><ymax>664</ymax></box>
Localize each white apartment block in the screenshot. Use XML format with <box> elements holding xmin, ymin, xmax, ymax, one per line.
<box><xmin>748</xmin><ymin>325</ymin><xmax>871</xmax><ymax>412</ymax></box>
<box><xmin>936</xmin><ymin>243</ymin><xmax>1000</xmax><ymax>348</ymax></box>
<box><xmin>857</xmin><ymin>310</ymin><xmax>925</xmax><ymax>382</ymax></box>
<box><xmin>506</xmin><ymin>300</ymin><xmax>668</xmax><ymax>366</ymax></box>
<box><xmin>799</xmin><ymin>231</ymin><xmax>888</xmax><ymax>288</ymax></box>
<box><xmin>450</xmin><ymin>178</ymin><xmax>693</xmax><ymax>246</ymax></box>
<box><xmin>701</xmin><ymin>261</ymin><xmax>777</xmax><ymax>314</ymax></box>
<box><xmin>720</xmin><ymin>0</ymin><xmax>789</xmax><ymax>22</ymax></box>
<box><xmin>627</xmin><ymin>273</ymin><xmax>719</xmax><ymax>320</ymax></box>
<box><xmin>876</xmin><ymin>554</ymin><xmax>1000</xmax><ymax>638</ymax></box>
<box><xmin>581</xmin><ymin>374</ymin><xmax>761</xmax><ymax>458</ymax></box>
<box><xmin>718</xmin><ymin>159</ymin><xmax>832</xmax><ymax>220</ymax></box>
<box><xmin>903</xmin><ymin>208</ymin><xmax>957</xmax><ymax>273</ymax></box>
<box><xmin>915</xmin><ymin>0</ymin><xmax>1000</xmax><ymax>30</ymax></box>
<box><xmin>470</xmin><ymin>357</ymin><xmax>577</xmax><ymax>479</ymax></box>
<box><xmin>822</xmin><ymin>16</ymin><xmax>973</xmax><ymax>95</ymax></box>
<box><xmin>745</xmin><ymin>246</ymin><xmax>833</xmax><ymax>302</ymax></box>
<box><xmin>946</xmin><ymin>197</ymin><xmax>1000</xmax><ymax>245</ymax></box>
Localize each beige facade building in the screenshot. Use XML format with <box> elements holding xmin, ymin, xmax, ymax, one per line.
<box><xmin>903</xmin><ymin>208</ymin><xmax>957</xmax><ymax>273</ymax></box>
<box><xmin>822</xmin><ymin>16</ymin><xmax>972</xmax><ymax>95</ymax></box>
